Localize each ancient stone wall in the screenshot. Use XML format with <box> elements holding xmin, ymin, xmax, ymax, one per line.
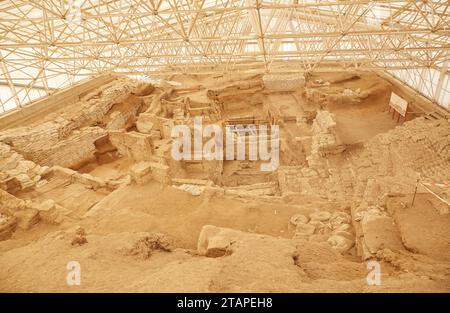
<box><xmin>277</xmin><ymin>164</ymin><xmax>354</xmax><ymax>201</ymax></box>
<box><xmin>0</xmin><ymin>77</ymin><xmax>143</xmax><ymax>168</ymax></box>
<box><xmin>304</xmin><ymin>86</ymin><xmax>367</xmax><ymax>108</ymax></box>
<box><xmin>105</xmin><ymin>95</ymin><xmax>144</xmax><ymax>130</ymax></box>
<box><xmin>33</xmin><ymin>127</ymin><xmax>107</xmax><ymax>168</ymax></box>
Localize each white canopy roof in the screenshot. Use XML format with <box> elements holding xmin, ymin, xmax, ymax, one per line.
<box><xmin>0</xmin><ymin>0</ymin><xmax>449</xmax><ymax>113</ymax></box>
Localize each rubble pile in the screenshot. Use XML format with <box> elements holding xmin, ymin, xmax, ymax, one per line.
<box><xmin>0</xmin><ymin>142</ymin><xmax>49</xmax><ymax>192</ymax></box>
<box><xmin>128</xmin><ymin>233</ymin><xmax>173</xmax><ymax>259</ymax></box>
<box><xmin>304</xmin><ymin>86</ymin><xmax>368</xmax><ymax>108</ymax></box>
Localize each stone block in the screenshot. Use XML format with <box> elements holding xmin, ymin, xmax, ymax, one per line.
<box><xmin>197</xmin><ymin>225</ymin><xmax>234</xmax><ymax>257</ymax></box>
<box><xmin>360</xmin><ymin>215</ymin><xmax>404</xmax><ymax>258</ymax></box>
<box><xmin>130</xmin><ymin>162</ymin><xmax>153</xmax><ymax>185</ymax></box>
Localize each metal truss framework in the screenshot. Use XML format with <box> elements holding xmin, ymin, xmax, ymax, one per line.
<box><xmin>0</xmin><ymin>0</ymin><xmax>449</xmax><ymax>113</ymax></box>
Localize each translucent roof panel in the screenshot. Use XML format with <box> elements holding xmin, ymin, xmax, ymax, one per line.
<box><xmin>0</xmin><ymin>0</ymin><xmax>449</xmax><ymax>113</ymax></box>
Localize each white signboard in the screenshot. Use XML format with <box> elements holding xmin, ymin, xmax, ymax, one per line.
<box><xmin>389</xmin><ymin>92</ymin><xmax>408</xmax><ymax>117</ymax></box>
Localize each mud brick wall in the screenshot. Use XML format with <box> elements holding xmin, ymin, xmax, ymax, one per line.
<box><xmin>109</xmin><ymin>130</ymin><xmax>154</xmax><ymax>162</ymax></box>
<box><xmin>0</xmin><ymin>77</ymin><xmax>140</xmax><ymax>144</ymax></box>
<box><xmin>350</xmin><ymin>117</ymin><xmax>450</xmax><ymax>259</ymax></box>
<box><xmin>34</xmin><ymin>127</ymin><xmax>107</xmax><ymax>168</ymax></box>
<box><xmin>0</xmin><ymin>78</ymin><xmax>141</xmax><ymax>169</ymax></box>
<box><xmin>105</xmin><ymin>95</ymin><xmax>143</xmax><ymax>130</ymax></box>
<box><xmin>311</xmin><ymin>110</ymin><xmax>345</xmax><ymax>156</ymax></box>
<box><xmin>277</xmin><ymin>164</ymin><xmax>354</xmax><ymax>201</ymax></box>
<box><xmin>352</xmin><ymin>118</ymin><xmax>450</xmax><ymax>206</ymax></box>
<box><xmin>353</xmin><ymin>118</ymin><xmax>450</xmax><ymax>191</ymax></box>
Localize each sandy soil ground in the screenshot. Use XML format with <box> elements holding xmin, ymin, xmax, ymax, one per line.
<box><xmin>1</xmin><ymin>180</ymin><xmax>449</xmax><ymax>292</ymax></box>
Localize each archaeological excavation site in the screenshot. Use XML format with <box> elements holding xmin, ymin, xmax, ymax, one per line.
<box><xmin>0</xmin><ymin>1</ymin><xmax>449</xmax><ymax>294</ymax></box>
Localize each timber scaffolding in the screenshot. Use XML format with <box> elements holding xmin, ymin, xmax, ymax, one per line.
<box><xmin>0</xmin><ymin>1</ymin><xmax>449</xmax><ymax>115</ymax></box>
